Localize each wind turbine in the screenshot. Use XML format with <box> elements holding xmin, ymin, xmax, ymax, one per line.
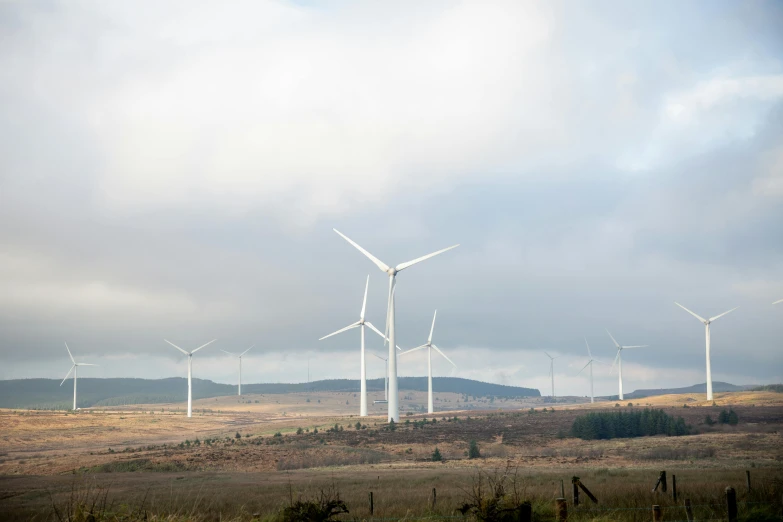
<box><xmin>606</xmin><ymin>330</ymin><xmax>648</xmax><ymax>401</ymax></box>
<box><xmin>544</xmin><ymin>352</ymin><xmax>558</xmax><ymax>398</ymax></box>
<box><xmin>332</xmin><ymin>229</ymin><xmax>458</xmax><ymax>422</ymax></box>
<box><xmin>372</xmin><ymin>352</ymin><xmax>389</xmax><ymax>401</ymax></box>
<box><xmin>220</xmin><ymin>345</ymin><xmax>254</xmax><ymax>396</ymax></box>
<box><xmin>674</xmin><ymin>302</ymin><xmax>738</xmax><ymax>401</ymax></box>
<box><xmin>60</xmin><ymin>342</ymin><xmax>97</xmax><ymax>411</ymax></box>
<box><xmin>577</xmin><ymin>338</ymin><xmax>605</xmax><ymax>404</ymax></box>
<box><xmin>399</xmin><ymin>310</ymin><xmax>457</xmax><ymax>414</ymax></box>
<box><xmin>319</xmin><ymin>276</ymin><xmax>390</xmax><ymax>417</ymax></box>
<box><xmin>164</xmin><ymin>339</ymin><xmax>216</xmax><ymax>418</ymax></box>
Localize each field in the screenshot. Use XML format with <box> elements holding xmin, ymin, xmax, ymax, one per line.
<box><xmin>1</xmin><ymin>391</ymin><xmax>782</xmax><ymax>521</ymax></box>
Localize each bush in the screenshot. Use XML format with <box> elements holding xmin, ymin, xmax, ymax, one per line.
<box><xmin>458</xmin><ymin>466</ymin><xmax>530</xmax><ymax>522</ymax></box>
<box><xmin>388</xmin><ymin>419</ymin><xmax>396</xmax><ymax>431</ymax></box>
<box><xmin>705</xmin><ymin>415</ymin><xmax>716</xmax><ymax>426</ymax></box>
<box><xmin>235</xmin><ymin>432</ymin><xmax>241</xmax><ymax>439</ymax></box>
<box><xmin>296</xmin><ymin>427</ymin><xmax>303</xmax><ymax>435</ymax></box>
<box><xmin>469</xmin><ymin>440</ymin><xmax>481</xmax><ymax>459</ymax></box>
<box><xmin>280</xmin><ymin>486</ymin><xmax>348</xmax><ymax>522</ymax></box>
<box><xmin>571</xmin><ymin>409</ymin><xmax>690</xmax><ymax>440</ymax></box>
<box><xmin>432</xmin><ymin>447</ymin><xmax>443</xmax><ymax>462</ymax></box>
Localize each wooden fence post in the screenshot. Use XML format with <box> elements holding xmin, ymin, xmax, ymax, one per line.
<box><xmin>369</xmin><ymin>491</ymin><xmax>373</xmax><ymax>516</ymax></box>
<box><xmin>573</xmin><ymin>479</ymin><xmax>579</xmax><ymax>506</ymax></box>
<box><xmin>672</xmin><ymin>475</ymin><xmax>677</xmax><ymax>503</ymax></box>
<box><xmin>431</xmin><ymin>487</ymin><xmax>436</xmax><ymax>509</ymax></box>
<box><xmin>746</xmin><ymin>470</ymin><xmax>751</xmax><ymax>492</ymax></box>
<box><xmin>726</xmin><ymin>487</ymin><xmax>737</xmax><ymax>522</ymax></box>
<box><xmin>660</xmin><ymin>471</ymin><xmax>667</xmax><ymax>493</ymax></box>
<box><xmin>652</xmin><ymin>505</ymin><xmax>662</xmax><ymax>521</ymax></box>
<box><xmin>577</xmin><ymin>480</ymin><xmax>599</xmax><ymax>504</ymax></box>
<box><xmin>560</xmin><ymin>479</ymin><xmax>565</xmax><ymax>499</ymax></box>
<box><xmin>519</xmin><ymin>502</ymin><xmax>532</xmax><ymax>522</ymax></box>
<box><xmin>555</xmin><ymin>498</ymin><xmax>567</xmax><ymax>521</ymax></box>
<box><xmin>684</xmin><ymin>499</ymin><xmax>694</xmax><ymax>522</ymax></box>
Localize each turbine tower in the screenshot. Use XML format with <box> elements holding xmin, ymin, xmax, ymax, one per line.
<box><xmin>675</xmin><ymin>302</ymin><xmax>738</xmax><ymax>401</ymax></box>
<box><xmin>577</xmin><ymin>337</ymin><xmax>603</xmax><ymax>403</ymax></box>
<box><xmin>399</xmin><ymin>310</ymin><xmax>457</xmax><ymax>414</ymax></box>
<box><xmin>606</xmin><ymin>330</ymin><xmax>648</xmax><ymax>401</ymax></box>
<box><xmin>372</xmin><ymin>352</ymin><xmax>389</xmax><ymax>401</ymax></box>
<box><xmin>220</xmin><ymin>345</ymin><xmax>254</xmax><ymax>396</ymax></box>
<box><xmin>319</xmin><ymin>276</ymin><xmax>389</xmax><ymax>416</ymax></box>
<box><xmin>544</xmin><ymin>352</ymin><xmax>558</xmax><ymax>398</ymax></box>
<box><xmin>332</xmin><ymin>229</ymin><xmax>458</xmax><ymax>422</ymax></box>
<box><xmin>165</xmin><ymin>339</ymin><xmax>216</xmax><ymax>418</ymax></box>
<box><xmin>60</xmin><ymin>342</ymin><xmax>97</xmax><ymax>411</ymax></box>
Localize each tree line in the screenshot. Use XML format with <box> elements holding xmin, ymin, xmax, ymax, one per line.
<box><xmin>571</xmin><ymin>408</ymin><xmax>690</xmax><ymax>440</ymax></box>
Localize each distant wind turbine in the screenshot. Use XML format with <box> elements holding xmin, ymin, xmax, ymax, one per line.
<box><xmin>675</xmin><ymin>302</ymin><xmax>738</xmax><ymax>401</ymax></box>
<box><xmin>544</xmin><ymin>352</ymin><xmax>559</xmax><ymax>398</ymax></box>
<box><xmin>319</xmin><ymin>276</ymin><xmax>392</xmax><ymax>417</ymax></box>
<box><xmin>399</xmin><ymin>310</ymin><xmax>457</xmax><ymax>414</ymax></box>
<box><xmin>164</xmin><ymin>339</ymin><xmax>216</xmax><ymax>418</ymax></box>
<box><xmin>606</xmin><ymin>330</ymin><xmax>648</xmax><ymax>401</ymax></box>
<box><xmin>332</xmin><ymin>229</ymin><xmax>458</xmax><ymax>422</ymax></box>
<box><xmin>372</xmin><ymin>352</ymin><xmax>389</xmax><ymax>401</ymax></box>
<box><xmin>60</xmin><ymin>342</ymin><xmax>97</xmax><ymax>411</ymax></box>
<box><xmin>220</xmin><ymin>345</ymin><xmax>254</xmax><ymax>396</ymax></box>
<box><xmin>577</xmin><ymin>338</ymin><xmax>605</xmax><ymax>403</ymax></box>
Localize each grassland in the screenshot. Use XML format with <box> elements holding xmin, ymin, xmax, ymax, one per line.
<box><xmin>0</xmin><ymin>391</ymin><xmax>781</xmax><ymax>521</ymax></box>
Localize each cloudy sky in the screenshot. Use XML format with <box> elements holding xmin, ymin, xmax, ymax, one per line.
<box><xmin>1</xmin><ymin>1</ymin><xmax>782</xmax><ymax>397</ymax></box>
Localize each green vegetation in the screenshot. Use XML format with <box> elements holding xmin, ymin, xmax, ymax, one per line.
<box><xmin>468</xmin><ymin>440</ymin><xmax>481</xmax><ymax>459</ymax></box>
<box><xmin>571</xmin><ymin>408</ymin><xmax>690</xmax><ymax>440</ymax></box>
<box><xmin>432</xmin><ymin>447</ymin><xmax>442</xmax><ymax>462</ymax></box>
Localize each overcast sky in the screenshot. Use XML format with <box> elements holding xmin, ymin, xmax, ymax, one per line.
<box><xmin>1</xmin><ymin>1</ymin><xmax>782</xmax><ymax>397</ymax></box>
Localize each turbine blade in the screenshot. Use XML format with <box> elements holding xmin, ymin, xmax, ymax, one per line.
<box><xmin>191</xmin><ymin>339</ymin><xmax>217</xmax><ymax>354</ymax></box>
<box><xmin>428</xmin><ymin>310</ymin><xmax>437</xmax><ymax>344</ymax></box>
<box><xmin>319</xmin><ymin>322</ymin><xmax>360</xmax><ymax>341</ymax></box>
<box><xmin>584</xmin><ymin>337</ymin><xmax>592</xmax><ymax>359</ymax></box>
<box><xmin>239</xmin><ymin>345</ymin><xmax>254</xmax><ymax>357</ymax></box>
<box><xmin>610</xmin><ymin>350</ymin><xmax>620</xmax><ymax>374</ymax></box>
<box><xmin>165</xmin><ymin>339</ymin><xmax>189</xmax><ymax>355</ymax></box>
<box><xmin>576</xmin><ymin>360</ymin><xmax>591</xmax><ymax>376</ymax></box>
<box><xmin>395</xmin><ymin>244</ymin><xmax>460</xmax><ymax>272</ymax></box>
<box><xmin>64</xmin><ymin>342</ymin><xmax>76</xmax><ymax>364</ymax></box>
<box><xmin>773</xmin><ymin>299</ymin><xmax>783</xmax><ymax>305</ymax></box>
<box><xmin>431</xmin><ymin>344</ymin><xmax>456</xmax><ymax>368</ymax></box>
<box><xmin>333</xmin><ymin>229</ymin><xmax>390</xmax><ymax>272</ymax></box>
<box><xmin>60</xmin><ymin>365</ymin><xmax>75</xmax><ymax>386</ymax></box>
<box><xmin>76</xmin><ymin>363</ymin><xmax>98</xmax><ymax>366</ymax></box>
<box><xmin>675</xmin><ymin>302</ymin><xmax>706</xmax><ymax>323</ymax></box>
<box><xmin>709</xmin><ymin>306</ymin><xmax>738</xmax><ymax>322</ymax></box>
<box><xmin>605</xmin><ymin>329</ymin><xmax>621</xmax><ymax>349</ymax></box>
<box><xmin>220</xmin><ymin>349</ymin><xmax>237</xmax><ymax>357</ymax></box>
<box><xmin>371</xmin><ymin>353</ymin><xmax>387</xmax><ymax>361</ymax></box>
<box><xmin>360</xmin><ymin>275</ymin><xmax>369</xmax><ymax>321</ymax></box>
<box><xmin>544</xmin><ymin>351</ymin><xmax>553</xmax><ymax>360</ymax></box>
<box><xmin>399</xmin><ymin>345</ymin><xmax>427</xmax><ymax>356</ymax></box>
<box><xmin>622</xmin><ymin>345</ymin><xmax>648</xmax><ymax>349</ymax></box>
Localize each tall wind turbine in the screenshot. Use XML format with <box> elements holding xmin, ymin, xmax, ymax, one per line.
<box><xmin>674</xmin><ymin>302</ymin><xmax>738</xmax><ymax>401</ymax></box>
<box><xmin>372</xmin><ymin>352</ymin><xmax>389</xmax><ymax>401</ymax></box>
<box><xmin>332</xmin><ymin>229</ymin><xmax>458</xmax><ymax>422</ymax></box>
<box><xmin>544</xmin><ymin>352</ymin><xmax>558</xmax><ymax>398</ymax></box>
<box><xmin>399</xmin><ymin>310</ymin><xmax>457</xmax><ymax>414</ymax></box>
<box><xmin>576</xmin><ymin>338</ymin><xmax>603</xmax><ymax>403</ymax></box>
<box><xmin>606</xmin><ymin>330</ymin><xmax>648</xmax><ymax>401</ymax></box>
<box><xmin>220</xmin><ymin>345</ymin><xmax>254</xmax><ymax>396</ymax></box>
<box><xmin>60</xmin><ymin>342</ymin><xmax>97</xmax><ymax>411</ymax></box>
<box><xmin>165</xmin><ymin>339</ymin><xmax>216</xmax><ymax>418</ymax></box>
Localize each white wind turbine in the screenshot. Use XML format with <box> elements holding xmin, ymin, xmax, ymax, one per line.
<box><xmin>674</xmin><ymin>302</ymin><xmax>738</xmax><ymax>401</ymax></box>
<box><xmin>606</xmin><ymin>330</ymin><xmax>648</xmax><ymax>401</ymax></box>
<box><xmin>544</xmin><ymin>352</ymin><xmax>559</xmax><ymax>398</ymax></box>
<box><xmin>399</xmin><ymin>310</ymin><xmax>457</xmax><ymax>414</ymax></box>
<box><xmin>165</xmin><ymin>339</ymin><xmax>216</xmax><ymax>418</ymax></box>
<box><xmin>332</xmin><ymin>229</ymin><xmax>458</xmax><ymax>422</ymax></box>
<box><xmin>372</xmin><ymin>352</ymin><xmax>389</xmax><ymax>401</ymax></box>
<box><xmin>576</xmin><ymin>338</ymin><xmax>608</xmax><ymax>404</ymax></box>
<box><xmin>60</xmin><ymin>342</ymin><xmax>97</xmax><ymax>411</ymax></box>
<box><xmin>319</xmin><ymin>276</ymin><xmax>390</xmax><ymax>417</ymax></box>
<box><xmin>220</xmin><ymin>345</ymin><xmax>254</xmax><ymax>396</ymax></box>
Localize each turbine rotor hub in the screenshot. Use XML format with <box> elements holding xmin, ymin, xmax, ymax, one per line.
<box><xmin>387</xmin><ymin>268</ymin><xmax>397</xmax><ymax>276</ymax></box>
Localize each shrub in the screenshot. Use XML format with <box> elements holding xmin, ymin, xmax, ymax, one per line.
<box><xmin>274</xmin><ymin>432</ymin><xmax>282</xmax><ymax>438</ymax></box>
<box><xmin>432</xmin><ymin>447</ymin><xmax>443</xmax><ymax>462</ymax></box>
<box><xmin>458</xmin><ymin>466</ymin><xmax>530</xmax><ymax>522</ymax></box>
<box><xmin>280</xmin><ymin>486</ymin><xmax>348</xmax><ymax>522</ymax></box>
<box><xmin>296</xmin><ymin>427</ymin><xmax>304</xmax><ymax>435</ymax></box>
<box><xmin>469</xmin><ymin>440</ymin><xmax>481</xmax><ymax>459</ymax></box>
<box><xmin>235</xmin><ymin>432</ymin><xmax>241</xmax><ymax>439</ymax></box>
<box><xmin>355</xmin><ymin>421</ymin><xmax>361</xmax><ymax>430</ymax></box>
<box><xmin>388</xmin><ymin>419</ymin><xmax>396</xmax><ymax>431</ymax></box>
<box><xmin>705</xmin><ymin>415</ymin><xmax>715</xmax><ymax>426</ymax></box>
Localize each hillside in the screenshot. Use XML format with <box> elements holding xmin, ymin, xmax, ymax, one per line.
<box><xmin>0</xmin><ymin>377</ymin><xmax>540</xmax><ymax>409</ymax></box>
<box><xmin>601</xmin><ymin>381</ymin><xmax>755</xmax><ymax>400</ymax></box>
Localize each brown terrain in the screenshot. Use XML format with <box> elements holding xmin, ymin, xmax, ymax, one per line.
<box><xmin>0</xmin><ymin>390</ymin><xmax>781</xmax><ymax>520</ymax></box>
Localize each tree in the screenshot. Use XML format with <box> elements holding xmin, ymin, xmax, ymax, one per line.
<box><xmin>388</xmin><ymin>419</ymin><xmax>396</xmax><ymax>431</ymax></box>
<box><xmin>705</xmin><ymin>415</ymin><xmax>715</xmax><ymax>426</ymax></box>
<box><xmin>469</xmin><ymin>440</ymin><xmax>481</xmax><ymax>459</ymax></box>
<box><xmin>355</xmin><ymin>421</ymin><xmax>362</xmax><ymax>430</ymax></box>
<box><xmin>718</xmin><ymin>409</ymin><xmax>730</xmax><ymax>424</ymax></box>
<box><xmin>432</xmin><ymin>447</ymin><xmax>443</xmax><ymax>462</ymax></box>
<box><xmin>728</xmin><ymin>409</ymin><xmax>739</xmax><ymax>425</ymax></box>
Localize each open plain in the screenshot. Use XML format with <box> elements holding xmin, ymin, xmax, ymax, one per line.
<box><xmin>1</xmin><ymin>390</ymin><xmax>782</xmax><ymax>520</ymax></box>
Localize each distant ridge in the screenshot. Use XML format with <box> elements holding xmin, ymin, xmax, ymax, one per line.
<box><xmin>0</xmin><ymin>377</ymin><xmax>540</xmax><ymax>409</ymax></box>
<box><xmin>600</xmin><ymin>381</ymin><xmax>755</xmax><ymax>400</ymax></box>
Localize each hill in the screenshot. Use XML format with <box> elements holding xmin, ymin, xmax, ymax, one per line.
<box><xmin>600</xmin><ymin>381</ymin><xmax>755</xmax><ymax>400</ymax></box>
<box><xmin>0</xmin><ymin>377</ymin><xmax>539</xmax><ymax>409</ymax></box>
